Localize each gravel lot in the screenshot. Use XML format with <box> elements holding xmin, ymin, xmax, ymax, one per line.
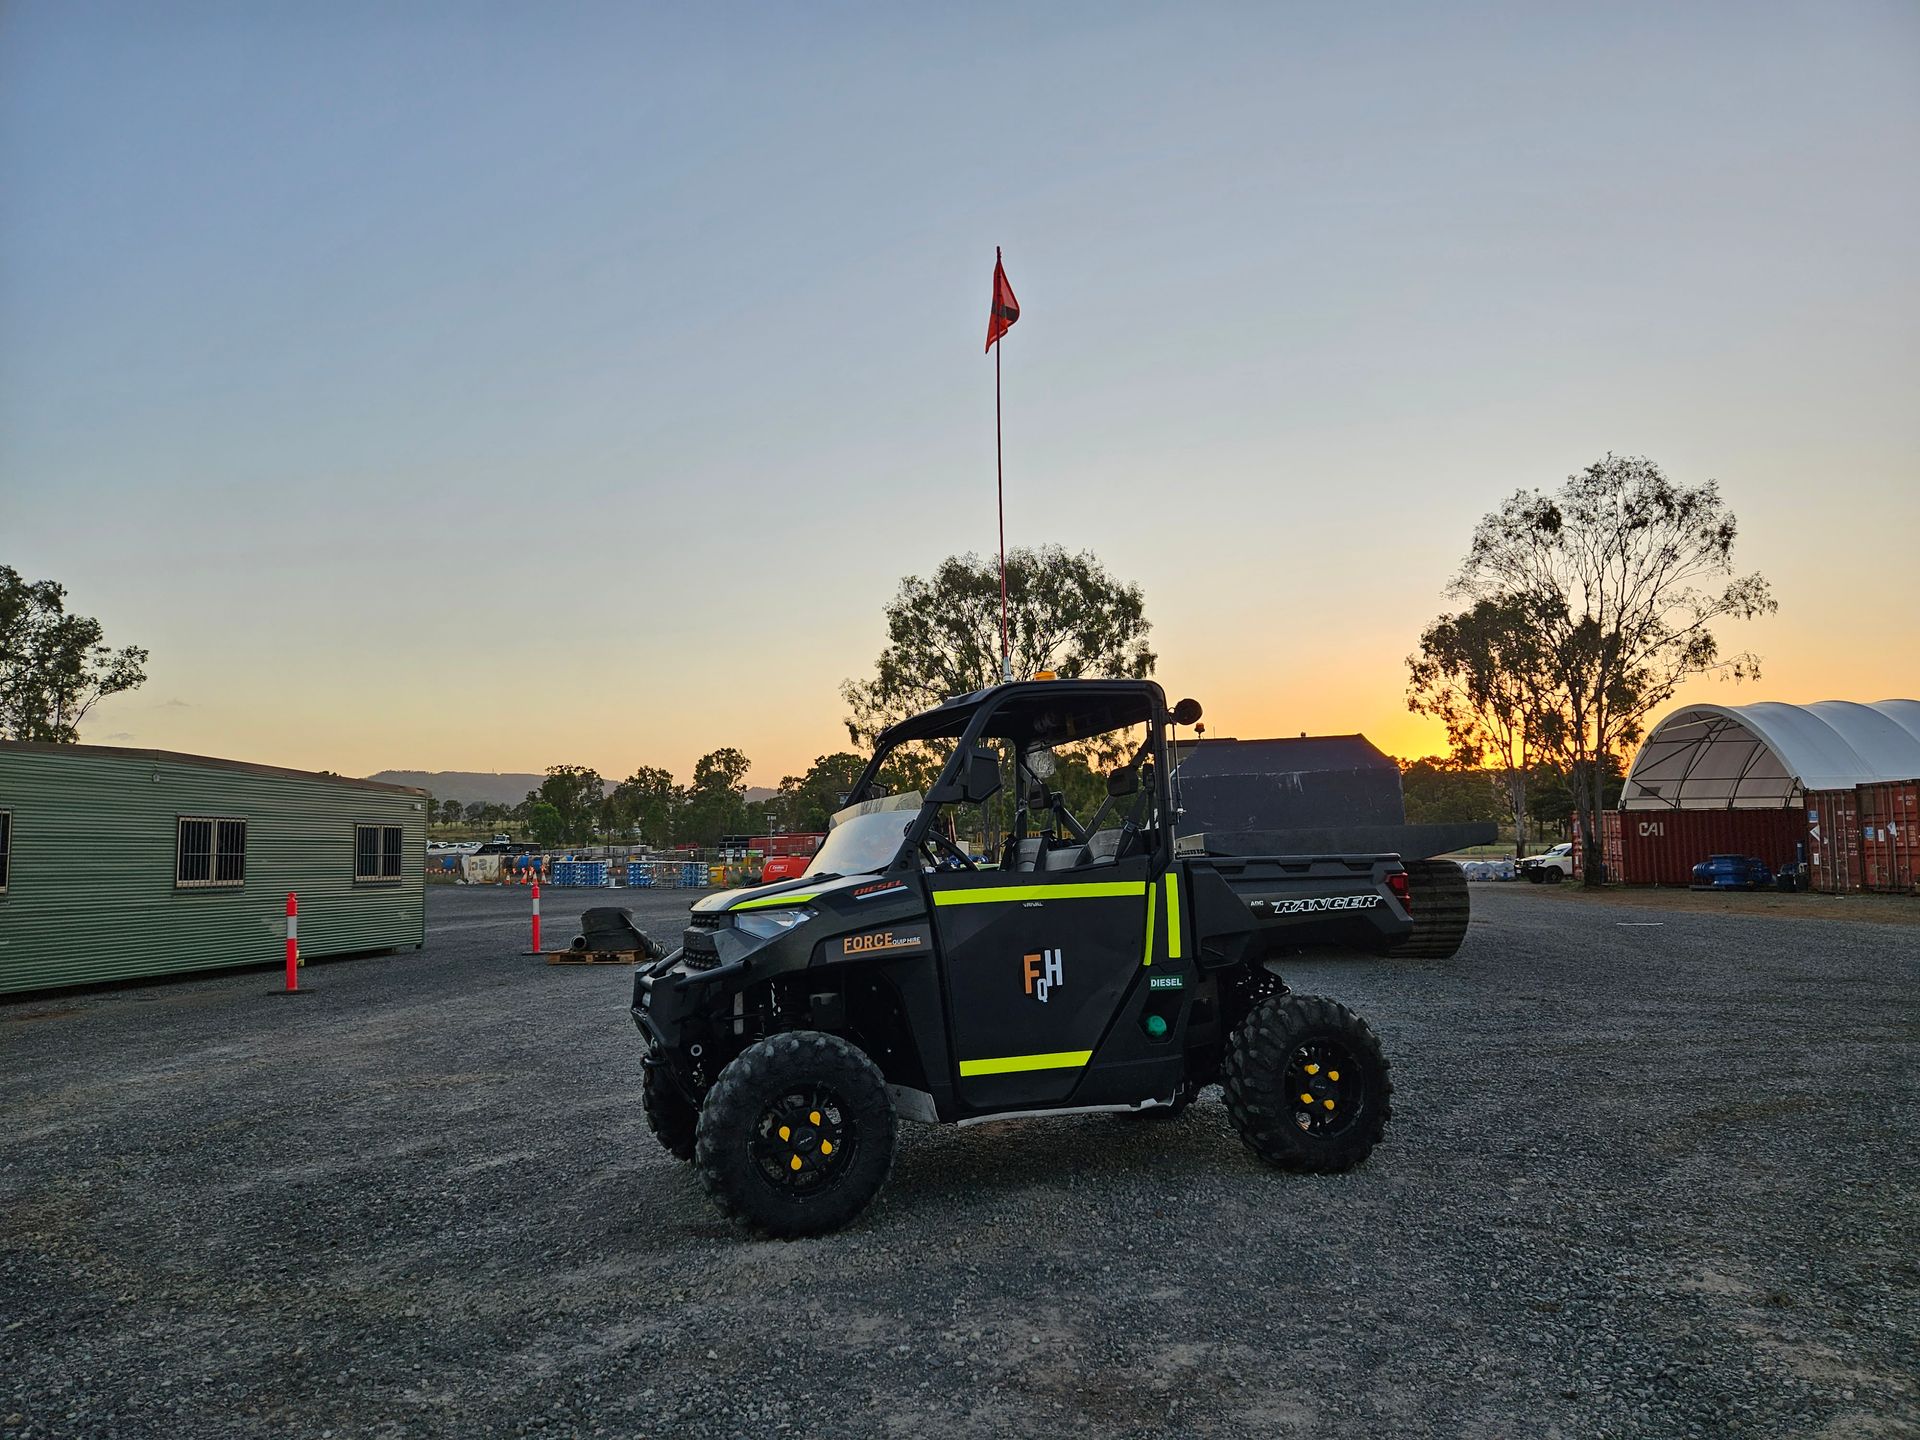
<box><xmin>4</xmin><ymin>882</ymin><xmax>1916</xmax><ymax>1439</ymax></box>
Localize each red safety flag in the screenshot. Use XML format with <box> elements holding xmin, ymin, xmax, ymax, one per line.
<box><xmin>985</xmin><ymin>248</ymin><xmax>1020</xmax><ymax>352</ymax></box>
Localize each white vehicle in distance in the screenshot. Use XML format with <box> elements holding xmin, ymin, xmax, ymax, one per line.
<box><xmin>1518</xmin><ymin>842</ymin><xmax>1574</xmax><ymax>883</ymax></box>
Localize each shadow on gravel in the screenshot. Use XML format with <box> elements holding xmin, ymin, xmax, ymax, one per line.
<box><xmin>864</xmin><ymin>1108</ymin><xmax>1265</xmax><ymax>1222</ymax></box>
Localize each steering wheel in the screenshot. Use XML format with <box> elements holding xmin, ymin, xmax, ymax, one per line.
<box><xmin>921</xmin><ymin>829</ymin><xmax>978</xmax><ymax>872</ymax></box>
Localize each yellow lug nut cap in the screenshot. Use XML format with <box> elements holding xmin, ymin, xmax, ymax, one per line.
<box><xmin>1300</xmin><ymin>1093</ymin><xmax>1314</xmax><ymax>1104</ymax></box>
<box><xmin>789</xmin><ymin>1155</ymin><xmax>803</xmax><ymax>1171</ymax></box>
<box><xmin>1323</xmin><ymin>1099</ymin><xmax>1336</xmax><ymax>1110</ymax></box>
<box><xmin>820</xmin><ymin>1140</ymin><xmax>834</xmax><ymax>1156</ymax></box>
<box><xmin>778</xmin><ymin>1125</ymin><xmax>791</xmax><ymax>1141</ymax></box>
<box><xmin>809</xmin><ymin>1111</ymin><xmax>822</xmax><ymax>1126</ymax></box>
<box><xmin>1304</xmin><ymin>1063</ymin><xmax>1320</xmax><ymax>1075</ymax></box>
<box><xmin>1329</xmin><ymin>1070</ymin><xmax>1340</xmax><ymax>1081</ymax></box>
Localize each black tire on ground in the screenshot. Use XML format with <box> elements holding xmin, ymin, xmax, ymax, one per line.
<box><xmin>1543</xmin><ymin>866</ymin><xmax>1565</xmax><ymax>884</ymax></box>
<box><xmin>694</xmin><ymin>1031</ymin><xmax>897</xmax><ymax>1238</ymax></box>
<box><xmin>1391</xmin><ymin>858</ymin><xmax>1472</xmax><ymax>959</ymax></box>
<box><xmin>1221</xmin><ymin>993</ymin><xmax>1391</xmax><ymax>1174</ymax></box>
<box><xmin>642</xmin><ymin>1061</ymin><xmax>698</xmax><ymax>1162</ymax></box>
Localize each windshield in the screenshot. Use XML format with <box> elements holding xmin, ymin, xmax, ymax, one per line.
<box><xmin>804</xmin><ymin>793</ymin><xmax>923</xmax><ymax>878</ymax></box>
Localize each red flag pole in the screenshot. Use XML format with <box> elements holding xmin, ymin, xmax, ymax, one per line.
<box><xmin>996</xmin><ymin>325</ymin><xmax>1010</xmax><ymax>684</ymax></box>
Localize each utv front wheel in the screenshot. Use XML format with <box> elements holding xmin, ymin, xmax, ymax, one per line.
<box><xmin>1222</xmin><ymin>994</ymin><xmax>1391</xmax><ymax>1173</ymax></box>
<box><xmin>694</xmin><ymin>1031</ymin><xmax>897</xmax><ymax>1237</ymax></box>
<box><xmin>642</xmin><ymin>1061</ymin><xmax>698</xmax><ymax>1162</ymax></box>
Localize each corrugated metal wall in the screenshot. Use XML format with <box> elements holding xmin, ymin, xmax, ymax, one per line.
<box><xmin>1844</xmin><ymin>781</ymin><xmax>1918</xmax><ymax>894</ymax></box>
<box><xmin>1806</xmin><ymin>789</ymin><xmax>1863</xmax><ymax>894</ymax></box>
<box><xmin>1579</xmin><ymin>784</ymin><xmax>1918</xmax><ymax>894</ymax></box>
<box><xmin>0</xmin><ymin>744</ymin><xmax>425</xmax><ymax>994</ymax></box>
<box><xmin>1581</xmin><ymin>809</ymin><xmax>1803</xmax><ymax>886</ymax></box>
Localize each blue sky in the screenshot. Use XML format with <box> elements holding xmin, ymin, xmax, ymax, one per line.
<box><xmin>3</xmin><ymin>2</ymin><xmax>1916</xmax><ymax>783</ymax></box>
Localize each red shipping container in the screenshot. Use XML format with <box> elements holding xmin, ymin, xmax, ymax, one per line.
<box><xmin>751</xmin><ymin>833</ymin><xmax>823</xmax><ymax>858</ymax></box>
<box><xmin>1854</xmin><ymin>781</ymin><xmax>1919</xmax><ymax>894</ymax></box>
<box><xmin>1805</xmin><ymin>790</ymin><xmax>1863</xmax><ymax>894</ymax></box>
<box><xmin>1605</xmin><ymin>809</ymin><xmax>1803</xmax><ymax>886</ymax></box>
<box><xmin>1571</xmin><ymin>811</ymin><xmax>1624</xmax><ymax>881</ymax></box>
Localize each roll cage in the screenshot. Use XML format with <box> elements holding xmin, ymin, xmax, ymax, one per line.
<box><xmin>842</xmin><ymin>679</ymin><xmax>1177</xmax><ymax>875</ymax></box>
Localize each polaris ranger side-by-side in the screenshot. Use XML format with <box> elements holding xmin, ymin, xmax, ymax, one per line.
<box><xmin>631</xmin><ymin>678</ymin><xmax>1476</xmax><ymax>1236</ymax></box>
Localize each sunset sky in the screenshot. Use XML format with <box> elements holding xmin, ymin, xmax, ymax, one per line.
<box><xmin>4</xmin><ymin>3</ymin><xmax>1916</xmax><ymax>790</ymax></box>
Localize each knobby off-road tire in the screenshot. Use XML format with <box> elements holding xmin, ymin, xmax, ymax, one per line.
<box><xmin>694</xmin><ymin>1031</ymin><xmax>897</xmax><ymax>1238</ymax></box>
<box><xmin>1222</xmin><ymin>994</ymin><xmax>1391</xmax><ymax>1173</ymax></box>
<box><xmin>1391</xmin><ymin>858</ymin><xmax>1472</xmax><ymax>959</ymax></box>
<box><xmin>642</xmin><ymin>1062</ymin><xmax>698</xmax><ymax>1162</ymax></box>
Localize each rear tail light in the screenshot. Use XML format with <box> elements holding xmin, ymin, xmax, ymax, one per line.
<box><xmin>1387</xmin><ymin>870</ymin><xmax>1412</xmax><ymax>913</ymax></box>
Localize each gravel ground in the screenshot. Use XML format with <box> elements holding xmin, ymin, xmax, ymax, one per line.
<box><xmin>3</xmin><ymin>882</ymin><xmax>1916</xmax><ymax>1439</ymax></box>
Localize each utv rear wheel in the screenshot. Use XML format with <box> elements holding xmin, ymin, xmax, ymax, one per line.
<box><xmin>1390</xmin><ymin>858</ymin><xmax>1472</xmax><ymax>959</ymax></box>
<box><xmin>642</xmin><ymin>1062</ymin><xmax>698</xmax><ymax>1162</ymax></box>
<box><xmin>1222</xmin><ymin>994</ymin><xmax>1391</xmax><ymax>1173</ymax></box>
<box><xmin>694</xmin><ymin>1031</ymin><xmax>896</xmax><ymax>1238</ymax></box>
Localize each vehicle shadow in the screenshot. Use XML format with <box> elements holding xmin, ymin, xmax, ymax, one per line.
<box><xmin>868</xmin><ymin>1101</ymin><xmax>1271</xmax><ymax>1221</ymax></box>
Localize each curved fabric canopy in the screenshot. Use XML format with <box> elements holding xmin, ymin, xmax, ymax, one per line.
<box><xmin>1621</xmin><ymin>700</ymin><xmax>1920</xmax><ymax>810</ymax></box>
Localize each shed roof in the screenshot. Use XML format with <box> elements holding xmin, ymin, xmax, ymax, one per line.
<box><xmin>1621</xmin><ymin>700</ymin><xmax>1920</xmax><ymax>809</ymax></box>
<box><xmin>0</xmin><ymin>739</ymin><xmax>429</xmax><ymax>796</ymax></box>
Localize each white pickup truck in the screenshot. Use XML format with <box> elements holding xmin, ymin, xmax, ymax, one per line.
<box><xmin>1518</xmin><ymin>842</ymin><xmax>1574</xmax><ymax>883</ymax></box>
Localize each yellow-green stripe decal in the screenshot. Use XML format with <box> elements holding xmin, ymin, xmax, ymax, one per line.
<box><xmin>1142</xmin><ymin>883</ymin><xmax>1158</xmax><ymax>967</ymax></box>
<box><xmin>1165</xmin><ymin>873</ymin><xmax>1183</xmax><ymax>959</ymax></box>
<box><xmin>958</xmin><ymin>1050</ymin><xmax>1093</xmax><ymax>1077</ymax></box>
<box><xmin>932</xmin><ymin>881</ymin><xmax>1148</xmax><ymax>907</ymax></box>
<box><xmin>733</xmin><ymin>892</ymin><xmax>820</xmax><ymax>910</ymax></box>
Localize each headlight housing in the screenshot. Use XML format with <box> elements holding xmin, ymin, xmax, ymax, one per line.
<box><xmin>733</xmin><ymin>908</ymin><xmax>812</xmax><ymax>940</ymax></box>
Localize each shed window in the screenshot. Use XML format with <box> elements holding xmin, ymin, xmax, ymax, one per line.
<box><xmin>177</xmin><ymin>817</ymin><xmax>246</xmax><ymax>888</ymax></box>
<box><xmin>356</xmin><ymin>824</ymin><xmax>405</xmax><ymax>882</ymax></box>
<box><xmin>0</xmin><ymin>809</ymin><xmax>11</xmax><ymax>893</ymax></box>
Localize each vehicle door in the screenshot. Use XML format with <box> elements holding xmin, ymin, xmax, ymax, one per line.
<box><xmin>927</xmin><ymin>855</ymin><xmax>1154</xmax><ymax>1111</ymax></box>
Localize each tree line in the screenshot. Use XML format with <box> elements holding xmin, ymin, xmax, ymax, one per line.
<box><xmin>426</xmin><ymin>750</ymin><xmax>873</xmax><ymax>850</ymax></box>
<box><xmin>1396</xmin><ymin>755</ymin><xmax>1624</xmax><ymax>835</ymax></box>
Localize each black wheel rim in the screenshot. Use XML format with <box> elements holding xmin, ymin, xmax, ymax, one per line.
<box><xmin>749</xmin><ymin>1085</ymin><xmax>855</xmax><ymax>1196</ymax></box>
<box><xmin>1283</xmin><ymin>1038</ymin><xmax>1364</xmax><ymax>1137</ymax></box>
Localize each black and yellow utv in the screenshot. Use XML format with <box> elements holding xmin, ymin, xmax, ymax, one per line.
<box><xmin>632</xmin><ymin>678</ymin><xmax>1438</xmax><ymax>1237</ymax></box>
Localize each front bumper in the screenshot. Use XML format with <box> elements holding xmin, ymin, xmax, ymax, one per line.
<box><xmin>630</xmin><ymin>948</ymin><xmax>751</xmax><ymax>1048</ymax></box>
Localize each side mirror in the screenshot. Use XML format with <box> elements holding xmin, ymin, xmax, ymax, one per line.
<box><xmin>929</xmin><ymin>746</ymin><xmax>1002</xmax><ymax>806</ymax></box>
<box><xmin>1106</xmin><ymin>768</ymin><xmax>1140</xmax><ymax>798</ymax></box>
<box><xmin>1172</xmin><ymin>698</ymin><xmax>1203</xmax><ymax>727</ymax></box>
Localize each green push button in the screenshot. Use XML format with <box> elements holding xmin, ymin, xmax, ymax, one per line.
<box><xmin>1144</xmin><ymin>1013</ymin><xmax>1168</xmax><ymax>1039</ymax></box>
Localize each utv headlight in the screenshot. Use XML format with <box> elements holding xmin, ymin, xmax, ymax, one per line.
<box><xmin>733</xmin><ymin>908</ymin><xmax>812</xmax><ymax>940</ymax></box>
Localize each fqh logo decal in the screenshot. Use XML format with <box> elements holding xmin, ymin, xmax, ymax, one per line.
<box><xmin>1022</xmin><ymin>948</ymin><xmax>1064</xmax><ymax>1003</ymax></box>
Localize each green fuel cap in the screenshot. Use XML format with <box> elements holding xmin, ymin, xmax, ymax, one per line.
<box><xmin>1144</xmin><ymin>1013</ymin><xmax>1169</xmax><ymax>1039</ymax></box>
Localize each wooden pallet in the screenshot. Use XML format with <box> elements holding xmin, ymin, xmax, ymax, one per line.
<box><xmin>534</xmin><ymin>948</ymin><xmax>643</xmax><ymax>967</ymax></box>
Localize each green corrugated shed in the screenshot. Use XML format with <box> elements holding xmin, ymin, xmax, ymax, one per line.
<box><xmin>0</xmin><ymin>741</ymin><xmax>426</xmax><ymax>994</ymax></box>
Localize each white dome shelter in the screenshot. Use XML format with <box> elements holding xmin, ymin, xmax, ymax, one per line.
<box><xmin>1621</xmin><ymin>700</ymin><xmax>1920</xmax><ymax>810</ymax></box>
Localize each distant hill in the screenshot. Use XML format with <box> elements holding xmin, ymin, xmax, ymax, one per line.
<box><xmin>365</xmin><ymin>771</ymin><xmax>783</xmax><ymax>809</ymax></box>
<box><xmin>364</xmin><ymin>771</ymin><xmax>551</xmax><ymax>806</ymax></box>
